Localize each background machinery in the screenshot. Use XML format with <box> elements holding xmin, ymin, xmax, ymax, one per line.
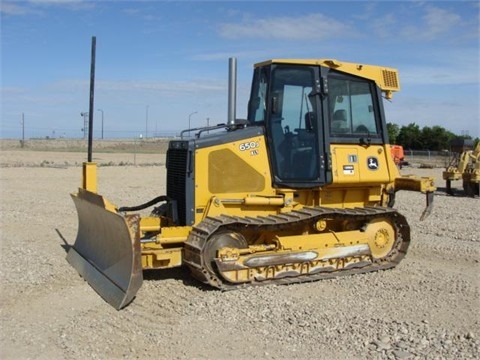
<box><xmin>390</xmin><ymin>144</ymin><xmax>406</xmax><ymax>169</ymax></box>
<box><xmin>443</xmin><ymin>138</ymin><xmax>480</xmax><ymax>196</ymax></box>
<box><xmin>67</xmin><ymin>57</ymin><xmax>436</xmax><ymax>309</ymax></box>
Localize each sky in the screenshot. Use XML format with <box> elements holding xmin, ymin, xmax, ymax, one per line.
<box><xmin>1</xmin><ymin>0</ymin><xmax>479</xmax><ymax>140</ymax></box>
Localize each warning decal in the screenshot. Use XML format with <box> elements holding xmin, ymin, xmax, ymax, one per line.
<box><xmin>343</xmin><ymin>165</ymin><xmax>355</xmax><ymax>175</ymax></box>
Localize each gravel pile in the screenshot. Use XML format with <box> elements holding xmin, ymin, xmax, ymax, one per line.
<box><xmin>0</xmin><ymin>163</ymin><xmax>478</xmax><ymax>360</ymax></box>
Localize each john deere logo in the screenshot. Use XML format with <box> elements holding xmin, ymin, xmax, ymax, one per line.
<box><xmin>367</xmin><ymin>157</ymin><xmax>379</xmax><ymax>170</ymax></box>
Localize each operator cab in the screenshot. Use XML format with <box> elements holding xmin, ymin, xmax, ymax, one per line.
<box><xmin>247</xmin><ymin>60</ymin><xmax>390</xmax><ymax>189</ymax></box>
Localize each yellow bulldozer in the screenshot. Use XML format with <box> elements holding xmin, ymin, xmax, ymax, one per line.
<box><xmin>443</xmin><ymin>138</ymin><xmax>480</xmax><ymax>197</ymax></box>
<box><xmin>67</xmin><ymin>58</ymin><xmax>436</xmax><ymax>309</ymax></box>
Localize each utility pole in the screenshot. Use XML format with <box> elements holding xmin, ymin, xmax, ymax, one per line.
<box><xmin>81</xmin><ymin>112</ymin><xmax>89</xmax><ymax>139</ymax></box>
<box><xmin>97</xmin><ymin>109</ymin><xmax>104</xmax><ymax>139</ymax></box>
<box><xmin>145</xmin><ymin>105</ymin><xmax>149</xmax><ymax>139</ymax></box>
<box><xmin>20</xmin><ymin>113</ymin><xmax>25</xmax><ymax>147</ymax></box>
<box><xmin>188</xmin><ymin>111</ymin><xmax>197</xmax><ymax>136</ymax></box>
<box><xmin>87</xmin><ymin>36</ymin><xmax>96</xmax><ymax>162</ymax></box>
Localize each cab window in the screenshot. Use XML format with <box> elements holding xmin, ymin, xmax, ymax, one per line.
<box><xmin>329</xmin><ymin>76</ymin><xmax>378</xmax><ymax>136</ymax></box>
<box><xmin>248</xmin><ymin>67</ymin><xmax>269</xmax><ymax>124</ymax></box>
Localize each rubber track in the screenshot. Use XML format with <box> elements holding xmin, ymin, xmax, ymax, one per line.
<box><xmin>183</xmin><ymin>206</ymin><xmax>410</xmax><ymax>290</ymax></box>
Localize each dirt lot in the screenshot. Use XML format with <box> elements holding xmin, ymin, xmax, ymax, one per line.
<box><xmin>0</xmin><ymin>146</ymin><xmax>478</xmax><ymax>360</ymax></box>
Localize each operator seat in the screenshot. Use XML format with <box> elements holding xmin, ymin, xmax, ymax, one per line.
<box><xmin>331</xmin><ymin>109</ymin><xmax>349</xmax><ymax>133</ymax></box>
<box><xmin>355</xmin><ymin>125</ymin><xmax>369</xmax><ymax>133</ymax></box>
<box><xmin>288</xmin><ymin>112</ymin><xmax>317</xmax><ymax>179</ymax></box>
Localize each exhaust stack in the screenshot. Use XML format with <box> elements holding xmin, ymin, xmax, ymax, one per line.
<box><xmin>228</xmin><ymin>57</ymin><xmax>237</xmax><ymax>127</ymax></box>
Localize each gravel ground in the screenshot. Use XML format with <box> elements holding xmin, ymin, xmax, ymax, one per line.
<box><xmin>0</xmin><ymin>151</ymin><xmax>478</xmax><ymax>360</ymax></box>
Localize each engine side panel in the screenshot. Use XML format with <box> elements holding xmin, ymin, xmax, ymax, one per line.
<box><xmin>194</xmin><ymin>130</ymin><xmax>278</xmax><ymax>222</ymax></box>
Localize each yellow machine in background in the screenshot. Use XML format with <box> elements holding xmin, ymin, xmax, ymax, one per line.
<box><xmin>67</xmin><ymin>58</ymin><xmax>436</xmax><ymax>309</ymax></box>
<box><xmin>443</xmin><ymin>139</ymin><xmax>480</xmax><ymax>197</ymax></box>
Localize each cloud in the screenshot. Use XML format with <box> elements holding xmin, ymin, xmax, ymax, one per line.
<box><xmin>37</xmin><ymin>78</ymin><xmax>226</xmax><ymax>100</ymax></box>
<box><xmin>423</xmin><ymin>6</ymin><xmax>461</xmax><ymax>37</ymax></box>
<box><xmin>398</xmin><ymin>46</ymin><xmax>479</xmax><ymax>86</ymax></box>
<box><xmin>401</xmin><ymin>65</ymin><xmax>478</xmax><ymax>86</ymax></box>
<box><xmin>400</xmin><ymin>5</ymin><xmax>461</xmax><ymax>41</ymax></box>
<box><xmin>191</xmin><ymin>50</ymin><xmax>273</xmax><ymax>62</ymax></box>
<box><xmin>218</xmin><ymin>13</ymin><xmax>352</xmax><ymax>40</ymax></box>
<box><xmin>1</xmin><ymin>86</ymin><xmax>27</xmax><ymax>96</ymax></box>
<box><xmin>370</xmin><ymin>13</ymin><xmax>397</xmax><ymax>39</ymax></box>
<box><xmin>363</xmin><ymin>3</ymin><xmax>471</xmax><ymax>43</ymax></box>
<box><xmin>387</xmin><ymin>95</ymin><xmax>480</xmax><ymax>137</ymax></box>
<box><xmin>99</xmin><ymin>79</ymin><xmax>225</xmax><ymax>94</ymax></box>
<box><xmin>0</xmin><ymin>0</ymin><xmax>94</xmax><ymax>15</ymax></box>
<box><xmin>0</xmin><ymin>2</ymin><xmax>39</xmax><ymax>15</ymax></box>
<box><xmin>29</xmin><ymin>0</ymin><xmax>90</xmax><ymax>6</ymax></box>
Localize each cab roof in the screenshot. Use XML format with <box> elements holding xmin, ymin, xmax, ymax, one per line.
<box><xmin>254</xmin><ymin>58</ymin><xmax>400</xmax><ymax>98</ymax></box>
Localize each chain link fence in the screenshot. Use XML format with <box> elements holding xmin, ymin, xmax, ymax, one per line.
<box><xmin>403</xmin><ymin>150</ymin><xmax>452</xmax><ymax>168</ymax></box>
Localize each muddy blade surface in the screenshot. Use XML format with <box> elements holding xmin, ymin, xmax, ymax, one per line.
<box><xmin>67</xmin><ymin>190</ymin><xmax>143</xmax><ymax>310</ymax></box>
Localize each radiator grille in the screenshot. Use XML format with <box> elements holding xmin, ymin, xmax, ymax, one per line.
<box><xmin>382</xmin><ymin>69</ymin><xmax>399</xmax><ymax>90</ymax></box>
<box><xmin>166</xmin><ymin>147</ymin><xmax>189</xmax><ymax>226</ymax></box>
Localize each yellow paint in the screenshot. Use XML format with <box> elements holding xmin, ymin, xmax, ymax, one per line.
<box><xmin>141</xmin><ymin>247</ymin><xmax>183</xmax><ymax>269</ymax></box>
<box><xmin>82</xmin><ymin>162</ymin><xmax>97</xmax><ymax>193</ymax></box>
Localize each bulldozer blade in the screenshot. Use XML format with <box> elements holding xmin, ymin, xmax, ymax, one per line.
<box><xmin>67</xmin><ymin>189</ymin><xmax>143</xmax><ymax>310</ymax></box>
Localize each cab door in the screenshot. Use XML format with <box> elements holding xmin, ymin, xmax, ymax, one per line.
<box><xmin>323</xmin><ymin>69</ymin><xmax>393</xmax><ymax>186</ymax></box>
<box><xmin>249</xmin><ymin>64</ymin><xmax>328</xmax><ymax>189</ymax></box>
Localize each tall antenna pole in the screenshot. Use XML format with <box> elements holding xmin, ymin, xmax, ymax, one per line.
<box><xmin>21</xmin><ymin>113</ymin><xmax>25</xmax><ymax>148</ymax></box>
<box><xmin>87</xmin><ymin>36</ymin><xmax>96</xmax><ymax>162</ymax></box>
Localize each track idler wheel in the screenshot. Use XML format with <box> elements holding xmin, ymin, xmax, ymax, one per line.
<box><xmin>363</xmin><ymin>218</ymin><xmax>396</xmax><ymax>259</ymax></box>
<box><xmin>202</xmin><ymin>231</ymin><xmax>248</xmax><ymax>280</ymax></box>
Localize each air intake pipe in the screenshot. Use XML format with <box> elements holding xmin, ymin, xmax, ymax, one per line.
<box><xmin>228</xmin><ymin>57</ymin><xmax>237</xmax><ymax>127</ymax></box>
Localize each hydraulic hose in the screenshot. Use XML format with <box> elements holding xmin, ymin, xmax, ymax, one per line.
<box><xmin>118</xmin><ymin>195</ymin><xmax>170</xmax><ymax>213</ymax></box>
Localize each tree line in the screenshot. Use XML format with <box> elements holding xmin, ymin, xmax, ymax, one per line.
<box><xmin>387</xmin><ymin>123</ymin><xmax>479</xmax><ymax>151</ymax></box>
